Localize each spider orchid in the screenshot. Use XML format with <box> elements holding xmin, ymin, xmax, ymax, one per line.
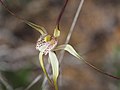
<box><xmin>29</xmin><ymin>24</ymin><xmax>120</xmax><ymax>90</ymax></box>
<box><xmin>1</xmin><ymin>0</ymin><xmax>120</xmax><ymax>90</ymax></box>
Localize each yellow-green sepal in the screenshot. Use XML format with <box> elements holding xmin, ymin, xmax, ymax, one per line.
<box><xmin>39</xmin><ymin>52</ymin><xmax>53</xmax><ymax>85</ymax></box>
<box><xmin>49</xmin><ymin>51</ymin><xmax>59</xmax><ymax>90</ymax></box>
<box><xmin>26</xmin><ymin>21</ymin><xmax>47</xmax><ymax>35</ymax></box>
<box><xmin>54</xmin><ymin>44</ymin><xmax>120</xmax><ymax>80</ymax></box>
<box><xmin>54</xmin><ymin>44</ymin><xmax>83</xmax><ymax>61</ymax></box>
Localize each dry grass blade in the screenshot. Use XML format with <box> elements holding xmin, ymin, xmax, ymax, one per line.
<box><xmin>0</xmin><ymin>73</ymin><xmax>13</xmax><ymax>90</ymax></box>
<box><xmin>24</xmin><ymin>75</ymin><xmax>42</xmax><ymax>90</ymax></box>
<box><xmin>58</xmin><ymin>0</ymin><xmax>84</xmax><ymax>87</ymax></box>
<box><xmin>59</xmin><ymin>0</ymin><xmax>85</xmax><ymax>63</ymax></box>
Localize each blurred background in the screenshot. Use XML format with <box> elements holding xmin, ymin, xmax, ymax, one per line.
<box><xmin>0</xmin><ymin>0</ymin><xmax>120</xmax><ymax>90</ymax></box>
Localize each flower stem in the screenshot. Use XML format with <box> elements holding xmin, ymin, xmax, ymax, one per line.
<box><xmin>56</xmin><ymin>0</ymin><xmax>68</xmax><ymax>29</ymax></box>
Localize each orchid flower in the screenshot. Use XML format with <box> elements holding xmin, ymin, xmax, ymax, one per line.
<box><xmin>26</xmin><ymin>24</ymin><xmax>120</xmax><ymax>90</ymax></box>
<box><xmin>1</xmin><ymin>0</ymin><xmax>120</xmax><ymax>90</ymax></box>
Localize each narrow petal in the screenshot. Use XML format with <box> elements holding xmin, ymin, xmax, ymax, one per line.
<box><xmin>54</xmin><ymin>44</ymin><xmax>120</xmax><ymax>80</ymax></box>
<box><xmin>26</xmin><ymin>21</ymin><xmax>47</xmax><ymax>35</ymax></box>
<box><xmin>59</xmin><ymin>44</ymin><xmax>82</xmax><ymax>59</ymax></box>
<box><xmin>39</xmin><ymin>52</ymin><xmax>53</xmax><ymax>85</ymax></box>
<box><xmin>49</xmin><ymin>51</ymin><xmax>59</xmax><ymax>90</ymax></box>
<box><xmin>53</xmin><ymin>26</ymin><xmax>60</xmax><ymax>38</ymax></box>
<box><xmin>0</xmin><ymin>0</ymin><xmax>47</xmax><ymax>35</ymax></box>
<box><xmin>53</xmin><ymin>44</ymin><xmax>66</xmax><ymax>51</ymax></box>
<box><xmin>54</xmin><ymin>44</ymin><xmax>83</xmax><ymax>60</ymax></box>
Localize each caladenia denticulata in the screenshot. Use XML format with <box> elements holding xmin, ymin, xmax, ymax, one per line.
<box><xmin>0</xmin><ymin>0</ymin><xmax>120</xmax><ymax>90</ymax></box>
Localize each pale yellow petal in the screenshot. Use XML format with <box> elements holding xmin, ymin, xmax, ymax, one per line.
<box><xmin>49</xmin><ymin>51</ymin><xmax>59</xmax><ymax>90</ymax></box>
<box><xmin>26</xmin><ymin>21</ymin><xmax>47</xmax><ymax>35</ymax></box>
<box><xmin>39</xmin><ymin>52</ymin><xmax>53</xmax><ymax>85</ymax></box>
<box><xmin>54</xmin><ymin>44</ymin><xmax>120</xmax><ymax>80</ymax></box>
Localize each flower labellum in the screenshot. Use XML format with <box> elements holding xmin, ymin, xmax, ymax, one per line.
<box><xmin>36</xmin><ymin>35</ymin><xmax>58</xmax><ymax>55</ymax></box>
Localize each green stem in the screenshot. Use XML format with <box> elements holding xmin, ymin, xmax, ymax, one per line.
<box><xmin>54</xmin><ymin>79</ymin><xmax>58</xmax><ymax>90</ymax></box>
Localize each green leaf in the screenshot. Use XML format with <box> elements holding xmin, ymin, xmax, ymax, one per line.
<box><xmin>26</xmin><ymin>21</ymin><xmax>47</xmax><ymax>35</ymax></box>
<box><xmin>49</xmin><ymin>51</ymin><xmax>59</xmax><ymax>90</ymax></box>
<box><xmin>53</xmin><ymin>26</ymin><xmax>60</xmax><ymax>38</ymax></box>
<box><xmin>39</xmin><ymin>52</ymin><xmax>53</xmax><ymax>85</ymax></box>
